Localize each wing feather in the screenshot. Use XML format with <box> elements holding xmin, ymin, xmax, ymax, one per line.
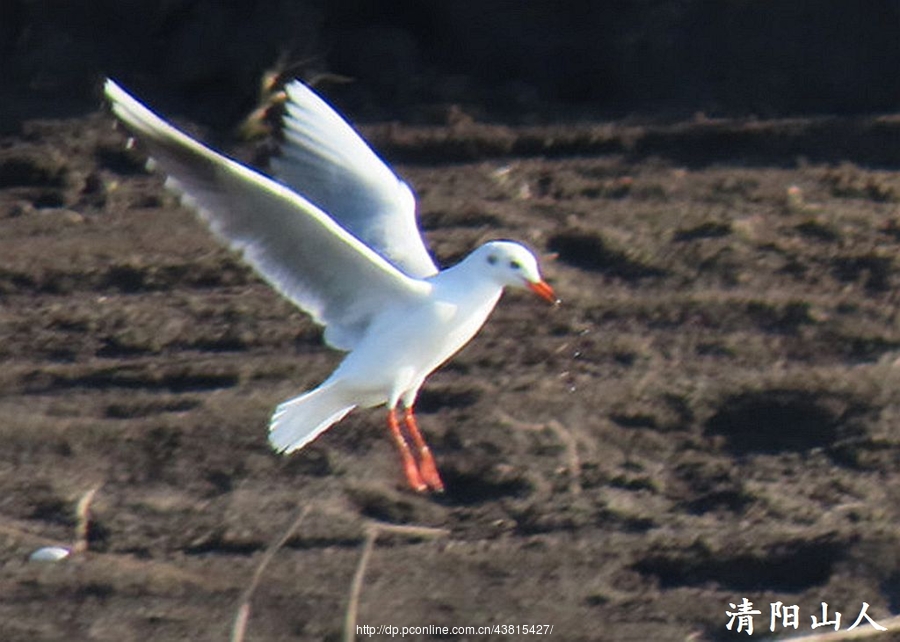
<box><xmin>104</xmin><ymin>79</ymin><xmax>429</xmax><ymax>351</ymax></box>
<box><xmin>271</xmin><ymin>81</ymin><xmax>438</xmax><ymax>278</ymax></box>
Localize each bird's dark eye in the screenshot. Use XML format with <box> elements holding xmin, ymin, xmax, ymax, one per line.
<box><xmin>487</xmin><ymin>254</ymin><xmax>498</xmax><ymax>265</ymax></box>
<box><xmin>509</xmin><ymin>260</ymin><xmax>522</xmax><ymax>270</ymax></box>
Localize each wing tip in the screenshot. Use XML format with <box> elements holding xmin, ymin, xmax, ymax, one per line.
<box><xmin>103</xmin><ymin>78</ymin><xmax>139</xmax><ymax>115</ymax></box>
<box><xmin>103</xmin><ymin>77</ymin><xmax>122</xmax><ymax>99</ymax></box>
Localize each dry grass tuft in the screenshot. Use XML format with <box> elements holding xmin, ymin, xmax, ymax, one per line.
<box><xmin>230</xmin><ymin>503</ymin><xmax>311</xmax><ymax>642</ymax></box>
<box><xmin>230</xmin><ymin>502</ymin><xmax>449</xmax><ymax>642</ymax></box>
<box><xmin>73</xmin><ymin>483</ymin><xmax>102</xmax><ymax>553</ymax></box>
<box><xmin>344</xmin><ymin>521</ymin><xmax>449</xmax><ymax>642</ymax></box>
<box><xmin>496</xmin><ymin>410</ymin><xmax>583</xmax><ymax>495</ymax></box>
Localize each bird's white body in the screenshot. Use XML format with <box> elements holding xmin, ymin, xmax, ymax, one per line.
<box><xmin>270</xmin><ymin>246</ymin><xmax>508</xmax><ymax>453</ymax></box>
<box><xmin>336</xmin><ymin>266</ymin><xmax>503</xmax><ymax>408</ymax></box>
<box><xmin>104</xmin><ymin>78</ymin><xmax>555</xmax><ymax>490</ymax></box>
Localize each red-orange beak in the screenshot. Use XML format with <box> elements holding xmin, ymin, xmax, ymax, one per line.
<box><xmin>527</xmin><ymin>279</ymin><xmax>559</xmax><ymax>304</ymax></box>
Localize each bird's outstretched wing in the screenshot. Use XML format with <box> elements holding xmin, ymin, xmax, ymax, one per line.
<box><xmin>105</xmin><ymin>79</ymin><xmax>430</xmax><ymax>351</ymax></box>
<box><xmin>271</xmin><ymin>81</ymin><xmax>438</xmax><ymax>279</ymax></box>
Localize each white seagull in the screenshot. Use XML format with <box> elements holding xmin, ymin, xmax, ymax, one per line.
<box><xmin>104</xmin><ymin>79</ymin><xmax>557</xmax><ymax>492</ymax></box>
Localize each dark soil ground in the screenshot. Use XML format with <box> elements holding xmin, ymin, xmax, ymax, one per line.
<box><xmin>2</xmin><ymin>101</ymin><xmax>900</xmax><ymax>641</ymax></box>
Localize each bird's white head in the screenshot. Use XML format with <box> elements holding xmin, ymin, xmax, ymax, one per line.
<box><xmin>473</xmin><ymin>240</ymin><xmax>558</xmax><ymax>303</ymax></box>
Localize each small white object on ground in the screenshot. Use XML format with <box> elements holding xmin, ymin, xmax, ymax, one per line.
<box><xmin>29</xmin><ymin>546</ymin><xmax>71</xmax><ymax>562</ymax></box>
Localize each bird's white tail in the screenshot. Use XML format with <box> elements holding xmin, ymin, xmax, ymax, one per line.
<box><xmin>268</xmin><ymin>381</ymin><xmax>356</xmax><ymax>454</ymax></box>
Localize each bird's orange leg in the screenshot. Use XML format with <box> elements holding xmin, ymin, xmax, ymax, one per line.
<box><xmin>403</xmin><ymin>406</ymin><xmax>445</xmax><ymax>492</ymax></box>
<box><xmin>387</xmin><ymin>408</ymin><xmax>426</xmax><ymax>492</ymax></box>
